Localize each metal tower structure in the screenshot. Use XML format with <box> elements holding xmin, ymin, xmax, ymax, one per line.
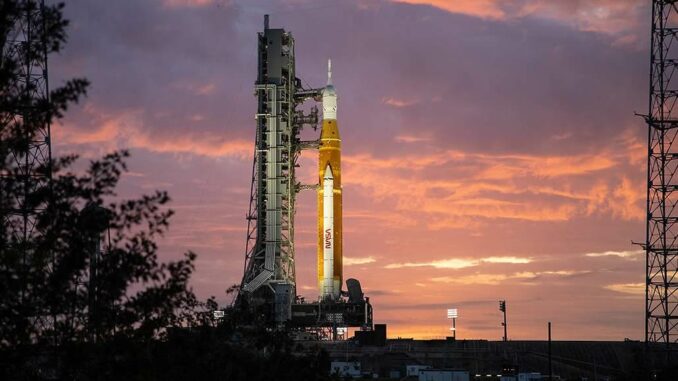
<box><xmin>1</xmin><ymin>0</ymin><xmax>52</xmax><ymax>248</ymax></box>
<box><xmin>239</xmin><ymin>15</ymin><xmax>319</xmax><ymax>325</ymax></box>
<box><xmin>645</xmin><ymin>0</ymin><xmax>678</xmax><ymax>353</ymax></box>
<box><xmin>0</xmin><ymin>0</ymin><xmax>53</xmax><ymax>341</ymax></box>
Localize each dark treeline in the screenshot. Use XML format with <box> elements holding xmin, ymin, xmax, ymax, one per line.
<box><xmin>0</xmin><ymin>1</ymin><xmax>331</xmax><ymax>379</ymax></box>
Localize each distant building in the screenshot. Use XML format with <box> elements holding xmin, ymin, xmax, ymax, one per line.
<box><xmin>518</xmin><ymin>373</ymin><xmax>542</xmax><ymax>381</ymax></box>
<box><xmin>407</xmin><ymin>365</ymin><xmax>431</xmax><ymax>377</ymax></box>
<box><xmin>330</xmin><ymin>361</ymin><xmax>361</xmax><ymax>378</ymax></box>
<box><xmin>418</xmin><ymin>369</ymin><xmax>470</xmax><ymax>381</ymax></box>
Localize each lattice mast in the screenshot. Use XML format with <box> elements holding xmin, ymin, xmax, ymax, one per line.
<box><xmin>239</xmin><ymin>15</ymin><xmax>319</xmax><ymax>325</ymax></box>
<box><xmin>1</xmin><ymin>0</ymin><xmax>52</xmax><ymax>248</ymax></box>
<box><xmin>0</xmin><ymin>0</ymin><xmax>53</xmax><ymax>341</ymax></box>
<box><xmin>646</xmin><ymin>0</ymin><xmax>678</xmax><ymax>352</ymax></box>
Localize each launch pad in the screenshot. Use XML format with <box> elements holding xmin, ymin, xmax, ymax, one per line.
<box><xmin>236</xmin><ymin>15</ymin><xmax>373</xmax><ymax>336</ymax></box>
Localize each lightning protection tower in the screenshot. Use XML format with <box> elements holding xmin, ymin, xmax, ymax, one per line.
<box><xmin>1</xmin><ymin>0</ymin><xmax>53</xmax><ymax>330</ymax></box>
<box><xmin>645</xmin><ymin>0</ymin><xmax>678</xmax><ymax>355</ymax></box>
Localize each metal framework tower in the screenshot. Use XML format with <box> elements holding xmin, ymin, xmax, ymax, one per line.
<box><xmin>0</xmin><ymin>0</ymin><xmax>53</xmax><ymax>340</ymax></box>
<box><xmin>645</xmin><ymin>0</ymin><xmax>678</xmax><ymax>352</ymax></box>
<box><xmin>1</xmin><ymin>0</ymin><xmax>52</xmax><ymax>248</ymax></box>
<box><xmin>239</xmin><ymin>15</ymin><xmax>319</xmax><ymax>325</ymax></box>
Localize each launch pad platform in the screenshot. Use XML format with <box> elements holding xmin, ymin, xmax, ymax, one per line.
<box><xmin>290</xmin><ymin>298</ymin><xmax>373</xmax><ymax>329</ymax></box>
<box><xmin>235</xmin><ymin>15</ymin><xmax>375</xmax><ymax>334</ymax></box>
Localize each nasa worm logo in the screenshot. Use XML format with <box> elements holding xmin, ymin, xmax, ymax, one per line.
<box><xmin>325</xmin><ymin>229</ymin><xmax>332</xmax><ymax>249</ymax></box>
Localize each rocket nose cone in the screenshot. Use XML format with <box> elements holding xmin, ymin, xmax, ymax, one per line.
<box><xmin>324</xmin><ymin>164</ymin><xmax>334</xmax><ymax>179</ymax></box>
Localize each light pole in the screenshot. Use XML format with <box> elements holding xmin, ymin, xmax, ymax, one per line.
<box><xmin>548</xmin><ymin>322</ymin><xmax>552</xmax><ymax>380</ymax></box>
<box><xmin>447</xmin><ymin>308</ymin><xmax>458</xmax><ymax>340</ymax></box>
<box><xmin>499</xmin><ymin>300</ymin><xmax>507</xmax><ymax>341</ymax></box>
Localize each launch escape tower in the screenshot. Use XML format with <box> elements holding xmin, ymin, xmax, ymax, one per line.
<box><xmin>1</xmin><ymin>0</ymin><xmax>53</xmax><ymax>331</ymax></box>
<box><xmin>239</xmin><ymin>15</ymin><xmax>321</xmax><ymax>324</ymax></box>
<box><xmin>645</xmin><ymin>0</ymin><xmax>678</xmax><ymax>353</ymax></box>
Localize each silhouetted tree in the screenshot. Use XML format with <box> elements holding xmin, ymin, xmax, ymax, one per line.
<box><xmin>0</xmin><ymin>1</ymin><xmax>211</xmax><ymax>378</ymax></box>
<box><xmin>1</xmin><ymin>2</ymin><xmax>334</xmax><ymax>380</ymax></box>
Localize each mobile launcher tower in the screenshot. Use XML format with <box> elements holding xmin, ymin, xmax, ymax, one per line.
<box><xmin>238</xmin><ymin>16</ymin><xmax>373</xmax><ymax>336</ymax></box>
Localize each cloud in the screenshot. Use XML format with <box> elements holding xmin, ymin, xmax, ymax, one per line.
<box><xmin>382</xmin><ymin>96</ymin><xmax>418</xmax><ymax>108</ymax></box>
<box><xmin>344</xmin><ymin>256</ymin><xmax>377</xmax><ymax>266</ymax></box>
<box><xmin>172</xmin><ymin>81</ymin><xmax>218</xmax><ymax>95</ymax></box>
<box><xmin>388</xmin><ymin>0</ymin><xmax>645</xmax><ymax>42</ymax></box>
<box><xmin>611</xmin><ymin>177</ymin><xmax>644</xmax><ymax>220</ymax></box>
<box><xmin>385</xmin><ymin>256</ymin><xmax>532</xmax><ymax>269</ymax></box>
<box><xmin>56</xmin><ymin>106</ymin><xmax>252</xmax><ymax>159</ymax></box>
<box><xmin>389</xmin><ymin>0</ymin><xmax>506</xmax><ymax>20</ymax></box>
<box><xmin>432</xmin><ymin>273</ymin><xmax>511</xmax><ymax>285</ymax></box>
<box><xmin>604</xmin><ymin>283</ymin><xmax>644</xmax><ymax>295</ymax></box>
<box><xmin>345</xmin><ymin>147</ymin><xmax>620</xmax><ymax>178</ymax></box>
<box><xmin>341</xmin><ymin>130</ymin><xmax>644</xmax><ymax>230</ymax></box>
<box><xmin>162</xmin><ymin>0</ymin><xmax>218</xmax><ymax>8</ymax></box>
<box><xmin>482</xmin><ymin>256</ymin><xmax>532</xmax><ymax>264</ymax></box>
<box><xmin>431</xmin><ymin>270</ymin><xmax>589</xmax><ymax>285</ymax></box>
<box><xmin>394</xmin><ymin>135</ymin><xmax>432</xmax><ymax>143</ymax></box>
<box><xmin>386</xmin><ymin>258</ymin><xmax>478</xmax><ymax>270</ymax></box>
<box><xmin>585</xmin><ymin>249</ymin><xmax>643</xmax><ymax>260</ymax></box>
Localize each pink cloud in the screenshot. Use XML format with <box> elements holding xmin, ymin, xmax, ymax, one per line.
<box><xmin>382</xmin><ymin>96</ymin><xmax>419</xmax><ymax>108</ymax></box>
<box><xmin>388</xmin><ymin>0</ymin><xmax>506</xmax><ymax>20</ymax></box>
<box><xmin>56</xmin><ymin>105</ymin><xmax>251</xmax><ymax>159</ymax></box>
<box><xmin>388</xmin><ymin>0</ymin><xmax>645</xmax><ymax>43</ymax></box>
<box><xmin>394</xmin><ymin>134</ymin><xmax>432</xmax><ymax>143</ymax></box>
<box><xmin>162</xmin><ymin>0</ymin><xmax>216</xmax><ymax>8</ymax></box>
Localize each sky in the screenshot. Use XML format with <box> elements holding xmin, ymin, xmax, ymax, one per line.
<box><xmin>51</xmin><ymin>0</ymin><xmax>650</xmax><ymax>340</ymax></box>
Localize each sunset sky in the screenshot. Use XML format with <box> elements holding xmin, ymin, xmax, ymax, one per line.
<box><xmin>52</xmin><ymin>0</ymin><xmax>649</xmax><ymax>340</ymax></box>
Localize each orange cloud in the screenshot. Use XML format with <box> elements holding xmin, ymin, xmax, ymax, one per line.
<box><xmin>57</xmin><ymin>106</ymin><xmax>251</xmax><ymax>159</ymax></box>
<box><xmin>431</xmin><ymin>270</ymin><xmax>589</xmax><ymax>285</ymax></box>
<box><xmin>611</xmin><ymin>176</ymin><xmax>644</xmax><ymax>220</ymax></box>
<box><xmin>346</xmin><ymin>149</ymin><xmax>616</xmax><ymax>178</ymax></box>
<box><xmin>585</xmin><ymin>249</ymin><xmax>643</xmax><ymax>260</ymax></box>
<box><xmin>386</xmin><ymin>258</ymin><xmax>478</xmax><ymax>270</ymax></box>
<box><xmin>604</xmin><ymin>282</ymin><xmax>644</xmax><ymax>295</ymax></box>
<box><xmin>342</xmin><ymin>129</ymin><xmax>643</xmax><ymax>229</ymax></box>
<box><xmin>386</xmin><ymin>256</ymin><xmax>532</xmax><ymax>269</ymax></box>
<box><xmin>483</xmin><ymin>256</ymin><xmax>532</xmax><ymax>264</ymax></box>
<box><xmin>344</xmin><ymin>256</ymin><xmax>377</xmax><ymax>266</ymax></box>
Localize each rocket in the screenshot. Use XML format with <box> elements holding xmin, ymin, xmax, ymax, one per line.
<box><xmin>318</xmin><ymin>59</ymin><xmax>342</xmax><ymax>300</ymax></box>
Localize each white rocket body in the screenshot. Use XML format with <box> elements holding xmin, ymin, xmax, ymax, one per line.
<box><xmin>318</xmin><ymin>59</ymin><xmax>341</xmax><ymax>301</ymax></box>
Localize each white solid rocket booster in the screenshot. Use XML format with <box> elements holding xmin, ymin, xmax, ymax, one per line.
<box><xmin>322</xmin><ymin>164</ymin><xmax>335</xmax><ymax>298</ymax></box>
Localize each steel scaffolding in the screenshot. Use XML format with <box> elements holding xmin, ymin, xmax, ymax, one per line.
<box><xmin>645</xmin><ymin>0</ymin><xmax>678</xmax><ymax>353</ymax></box>
<box><xmin>239</xmin><ymin>15</ymin><xmax>319</xmax><ymax>325</ymax></box>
